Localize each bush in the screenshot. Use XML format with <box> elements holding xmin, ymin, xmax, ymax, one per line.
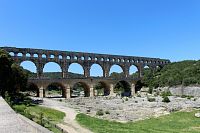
<box><xmin>182</xmin><ymin>77</ymin><xmax>198</xmax><ymax>86</ymax></box>
<box><xmin>162</xmin><ymin>96</ymin><xmax>170</xmax><ymax>103</ymax></box>
<box><xmin>96</xmin><ymin>109</ymin><xmax>104</xmax><ymax>116</ymax></box>
<box><xmin>161</xmin><ymin>91</ymin><xmax>172</xmax><ymax>97</ymax></box>
<box><xmin>181</xmin><ymin>95</ymin><xmax>194</xmax><ymax>99</ymax></box>
<box><xmin>148</xmin><ymin>87</ymin><xmax>153</xmax><ymax>94</ymax></box>
<box><xmin>137</xmin><ymin>94</ymin><xmax>141</xmax><ymax>97</ymax></box>
<box><xmin>105</xmin><ymin>111</ymin><xmax>110</xmax><ymax>114</ymax></box>
<box><xmin>147</xmin><ymin>97</ymin><xmax>156</xmax><ymax>102</ymax></box>
<box><xmin>125</xmin><ymin>97</ymin><xmax>128</xmax><ymax>101</ymax></box>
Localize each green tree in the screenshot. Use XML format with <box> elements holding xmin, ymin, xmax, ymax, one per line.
<box><xmin>0</xmin><ymin>49</ymin><xmax>13</xmax><ymax>97</ymax></box>
<box><xmin>0</xmin><ymin>49</ymin><xmax>28</xmax><ymax>97</ymax></box>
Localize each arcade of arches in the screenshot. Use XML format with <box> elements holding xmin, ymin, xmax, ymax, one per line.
<box><xmin>27</xmin><ymin>80</ymin><xmax>136</xmax><ymax>98</ymax></box>
<box><xmin>4</xmin><ymin>46</ymin><xmax>170</xmax><ymax>99</ymax></box>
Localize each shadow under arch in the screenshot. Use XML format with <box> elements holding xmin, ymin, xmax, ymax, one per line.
<box><xmin>71</xmin><ymin>82</ymin><xmax>90</xmax><ymax>98</ymax></box>
<box><xmin>94</xmin><ymin>81</ymin><xmax>110</xmax><ymax>96</ymax></box>
<box><xmin>114</xmin><ymin>80</ymin><xmax>131</xmax><ymax>97</ymax></box>
<box><xmin>26</xmin><ymin>82</ymin><xmax>39</xmax><ymax>97</ymax></box>
<box><xmin>44</xmin><ymin>82</ymin><xmax>66</xmax><ymax>98</ymax></box>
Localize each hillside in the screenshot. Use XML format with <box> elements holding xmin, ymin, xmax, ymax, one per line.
<box><xmin>26</xmin><ymin>71</ymin><xmax>85</xmax><ymax>79</ymax></box>
<box><xmin>143</xmin><ymin>60</ymin><xmax>200</xmax><ymax>88</ymax></box>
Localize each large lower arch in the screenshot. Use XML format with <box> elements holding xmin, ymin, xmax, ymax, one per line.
<box><xmin>26</xmin><ymin>82</ymin><xmax>39</xmax><ymax>97</ymax></box>
<box><xmin>20</xmin><ymin>61</ymin><xmax>37</xmax><ymax>78</ymax></box>
<box><xmin>90</xmin><ymin>64</ymin><xmax>104</xmax><ymax>77</ymax></box>
<box><xmin>114</xmin><ymin>80</ymin><xmax>131</xmax><ymax>97</ymax></box>
<box><xmin>94</xmin><ymin>81</ymin><xmax>110</xmax><ymax>96</ymax></box>
<box><xmin>44</xmin><ymin>82</ymin><xmax>66</xmax><ymax>98</ymax></box>
<box><xmin>109</xmin><ymin>64</ymin><xmax>124</xmax><ymax>78</ymax></box>
<box><xmin>43</xmin><ymin>62</ymin><xmax>62</xmax><ymax>78</ymax></box>
<box><xmin>68</xmin><ymin>63</ymin><xmax>84</xmax><ymax>77</ymax></box>
<box><xmin>71</xmin><ymin>82</ymin><xmax>90</xmax><ymax>98</ymax></box>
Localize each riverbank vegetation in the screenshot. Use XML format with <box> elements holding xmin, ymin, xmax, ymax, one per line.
<box><xmin>6</xmin><ymin>93</ymin><xmax>65</xmax><ymax>133</ymax></box>
<box><xmin>142</xmin><ymin>60</ymin><xmax>200</xmax><ymax>88</ymax></box>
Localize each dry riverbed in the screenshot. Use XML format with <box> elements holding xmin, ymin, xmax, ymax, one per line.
<box><xmin>63</xmin><ymin>96</ymin><xmax>200</xmax><ymax>122</ymax></box>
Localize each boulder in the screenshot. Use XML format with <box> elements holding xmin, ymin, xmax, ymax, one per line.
<box><xmin>195</xmin><ymin>113</ymin><xmax>200</xmax><ymax>118</ymax></box>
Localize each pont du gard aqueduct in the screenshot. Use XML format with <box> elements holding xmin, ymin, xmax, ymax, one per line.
<box><xmin>1</xmin><ymin>47</ymin><xmax>170</xmax><ymax>98</ymax></box>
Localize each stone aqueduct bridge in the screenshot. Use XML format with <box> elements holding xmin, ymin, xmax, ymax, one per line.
<box><xmin>1</xmin><ymin>47</ymin><xmax>170</xmax><ymax>98</ymax></box>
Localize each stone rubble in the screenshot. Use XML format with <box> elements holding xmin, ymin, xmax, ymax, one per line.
<box><xmin>63</xmin><ymin>96</ymin><xmax>200</xmax><ymax>122</ymax></box>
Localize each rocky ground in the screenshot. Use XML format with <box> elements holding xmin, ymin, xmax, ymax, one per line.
<box><xmin>62</xmin><ymin>95</ymin><xmax>200</xmax><ymax>122</ymax></box>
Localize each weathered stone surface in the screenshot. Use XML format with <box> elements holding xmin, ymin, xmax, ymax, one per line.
<box><xmin>157</xmin><ymin>86</ymin><xmax>200</xmax><ymax>97</ymax></box>
<box><xmin>62</xmin><ymin>95</ymin><xmax>200</xmax><ymax>122</ymax></box>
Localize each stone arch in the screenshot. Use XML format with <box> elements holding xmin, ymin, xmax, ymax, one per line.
<box><xmin>67</xmin><ymin>55</ymin><xmax>71</xmax><ymax>60</ymax></box>
<box><xmin>50</xmin><ymin>54</ymin><xmax>55</xmax><ymax>58</ymax></box>
<box><xmin>17</xmin><ymin>52</ymin><xmax>23</xmax><ymax>56</ymax></box>
<box><xmin>9</xmin><ymin>52</ymin><xmax>14</xmax><ymax>56</ymax></box>
<box><xmin>33</xmin><ymin>53</ymin><xmax>38</xmax><ymax>58</ymax></box>
<box><xmin>71</xmin><ymin>82</ymin><xmax>90</xmax><ymax>98</ymax></box>
<box><xmin>114</xmin><ymin>80</ymin><xmax>131</xmax><ymax>97</ymax></box>
<box><xmin>26</xmin><ymin>82</ymin><xmax>39</xmax><ymax>97</ymax></box>
<box><xmin>26</xmin><ymin>53</ymin><xmax>31</xmax><ymax>57</ymax></box>
<box><xmin>44</xmin><ymin>82</ymin><xmax>66</xmax><ymax>98</ymax></box>
<box><xmin>129</xmin><ymin>65</ymin><xmax>139</xmax><ymax>78</ymax></box>
<box><xmin>43</xmin><ymin>62</ymin><xmax>62</xmax><ymax>78</ymax></box>
<box><xmin>20</xmin><ymin>61</ymin><xmax>37</xmax><ymax>75</ymax></box>
<box><xmin>90</xmin><ymin>63</ymin><xmax>104</xmax><ymax>77</ymax></box>
<box><xmin>88</xmin><ymin>56</ymin><xmax>92</xmax><ymax>60</ymax></box>
<box><xmin>94</xmin><ymin>81</ymin><xmax>110</xmax><ymax>96</ymax></box>
<box><xmin>59</xmin><ymin>55</ymin><xmax>63</xmax><ymax>59</ymax></box>
<box><xmin>68</xmin><ymin>63</ymin><xmax>84</xmax><ymax>76</ymax></box>
<box><xmin>109</xmin><ymin>64</ymin><xmax>124</xmax><ymax>77</ymax></box>
<box><xmin>42</xmin><ymin>54</ymin><xmax>47</xmax><ymax>58</ymax></box>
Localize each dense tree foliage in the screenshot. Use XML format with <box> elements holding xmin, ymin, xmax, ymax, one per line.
<box><xmin>0</xmin><ymin>49</ymin><xmax>28</xmax><ymax>97</ymax></box>
<box><xmin>143</xmin><ymin>60</ymin><xmax>200</xmax><ymax>88</ymax></box>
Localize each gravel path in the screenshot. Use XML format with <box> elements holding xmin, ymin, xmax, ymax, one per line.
<box><xmin>40</xmin><ymin>98</ymin><xmax>93</xmax><ymax>133</ymax></box>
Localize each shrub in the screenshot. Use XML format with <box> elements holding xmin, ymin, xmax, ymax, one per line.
<box><xmin>125</xmin><ymin>97</ymin><xmax>128</xmax><ymax>101</ymax></box>
<box><xmin>181</xmin><ymin>95</ymin><xmax>194</xmax><ymax>99</ymax></box>
<box><xmin>162</xmin><ymin>96</ymin><xmax>170</xmax><ymax>103</ymax></box>
<box><xmin>137</xmin><ymin>94</ymin><xmax>141</xmax><ymax>97</ymax></box>
<box><xmin>96</xmin><ymin>109</ymin><xmax>104</xmax><ymax>116</ymax></box>
<box><xmin>148</xmin><ymin>87</ymin><xmax>153</xmax><ymax>94</ymax></box>
<box><xmin>182</xmin><ymin>77</ymin><xmax>198</xmax><ymax>86</ymax></box>
<box><xmin>147</xmin><ymin>97</ymin><xmax>156</xmax><ymax>102</ymax></box>
<box><xmin>105</xmin><ymin>111</ymin><xmax>110</xmax><ymax>114</ymax></box>
<box><xmin>161</xmin><ymin>91</ymin><xmax>172</xmax><ymax>97</ymax></box>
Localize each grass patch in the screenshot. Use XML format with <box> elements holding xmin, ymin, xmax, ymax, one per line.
<box><xmin>13</xmin><ymin>105</ymin><xmax>65</xmax><ymax>123</ymax></box>
<box><xmin>76</xmin><ymin>110</ymin><xmax>200</xmax><ymax>133</ymax></box>
<box><xmin>12</xmin><ymin>102</ymin><xmax>65</xmax><ymax>133</ymax></box>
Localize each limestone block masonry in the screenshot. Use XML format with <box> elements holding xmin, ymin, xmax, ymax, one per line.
<box><xmin>1</xmin><ymin>46</ymin><xmax>170</xmax><ymax>98</ymax></box>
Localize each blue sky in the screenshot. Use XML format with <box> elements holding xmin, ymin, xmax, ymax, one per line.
<box><xmin>1</xmin><ymin>0</ymin><xmax>200</xmax><ymax>74</ymax></box>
